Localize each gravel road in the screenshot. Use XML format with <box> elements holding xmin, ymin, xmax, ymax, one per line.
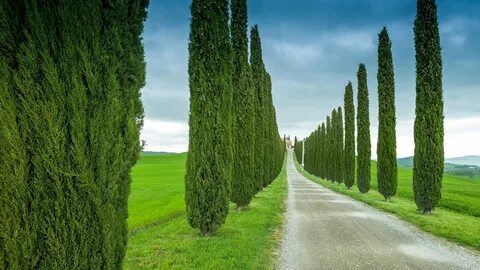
<box><xmin>279</xmin><ymin>150</ymin><xmax>480</xmax><ymax>270</ymax></box>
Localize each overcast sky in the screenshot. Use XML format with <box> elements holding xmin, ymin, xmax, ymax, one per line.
<box><xmin>141</xmin><ymin>0</ymin><xmax>480</xmax><ymax>158</ymax></box>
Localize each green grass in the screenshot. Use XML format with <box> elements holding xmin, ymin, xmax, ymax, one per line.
<box><xmin>125</xmin><ymin>153</ymin><xmax>287</xmax><ymax>269</ymax></box>
<box><xmin>128</xmin><ymin>153</ymin><xmax>187</xmax><ymax>231</ymax></box>
<box><xmin>294</xmin><ymin>157</ymin><xmax>480</xmax><ymax>251</ymax></box>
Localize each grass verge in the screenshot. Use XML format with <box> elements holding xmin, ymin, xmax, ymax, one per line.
<box><xmin>125</xmin><ymin>154</ymin><xmax>287</xmax><ymax>269</ymax></box>
<box><xmin>293</xmin><ymin>157</ymin><xmax>480</xmax><ymax>251</ymax></box>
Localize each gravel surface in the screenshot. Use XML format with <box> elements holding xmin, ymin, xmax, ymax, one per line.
<box><xmin>279</xmin><ymin>150</ymin><xmax>480</xmax><ymax>270</ymax></box>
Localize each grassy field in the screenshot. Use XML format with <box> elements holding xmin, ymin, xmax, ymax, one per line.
<box><xmin>125</xmin><ymin>153</ymin><xmax>287</xmax><ymax>269</ymax></box>
<box><xmin>294</xmin><ymin>157</ymin><xmax>480</xmax><ymax>251</ymax></box>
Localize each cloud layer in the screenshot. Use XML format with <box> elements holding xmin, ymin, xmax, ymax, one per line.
<box><xmin>141</xmin><ymin>0</ymin><xmax>480</xmax><ymax>158</ymax></box>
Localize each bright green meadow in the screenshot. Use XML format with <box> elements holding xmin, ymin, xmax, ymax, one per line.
<box><xmin>125</xmin><ymin>153</ymin><xmax>287</xmax><ymax>269</ymax></box>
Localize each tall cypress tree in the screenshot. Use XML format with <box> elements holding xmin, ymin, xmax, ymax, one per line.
<box><xmin>326</xmin><ymin>116</ymin><xmax>333</xmax><ymax>181</ymax></box>
<box><xmin>250</xmin><ymin>25</ymin><xmax>266</xmax><ymax>192</ymax></box>
<box><xmin>344</xmin><ymin>82</ymin><xmax>355</xmax><ymax>189</ymax></box>
<box><xmin>413</xmin><ymin>0</ymin><xmax>444</xmax><ymax>214</ymax></box>
<box><xmin>230</xmin><ymin>0</ymin><xmax>255</xmax><ymax>209</ymax></box>
<box><xmin>336</xmin><ymin>106</ymin><xmax>344</xmax><ymax>184</ymax></box>
<box><xmin>357</xmin><ymin>64</ymin><xmax>371</xmax><ymax>193</ymax></box>
<box><xmin>377</xmin><ymin>27</ymin><xmax>398</xmax><ymax>201</ymax></box>
<box><xmin>1</xmin><ymin>1</ymin><xmax>148</xmax><ymax>268</ymax></box>
<box><xmin>319</xmin><ymin>123</ymin><xmax>327</xmax><ymax>179</ymax></box>
<box><xmin>331</xmin><ymin>109</ymin><xmax>338</xmax><ymax>182</ymax></box>
<box><xmin>186</xmin><ymin>0</ymin><xmax>233</xmax><ymax>235</ymax></box>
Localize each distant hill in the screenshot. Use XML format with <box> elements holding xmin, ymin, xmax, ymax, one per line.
<box><xmin>397</xmin><ymin>156</ymin><xmax>480</xmax><ymax>178</ymax></box>
<box><xmin>397</xmin><ymin>156</ymin><xmax>414</xmax><ymax>168</ymax></box>
<box><xmin>446</xmin><ymin>156</ymin><xmax>480</xmax><ymax>166</ymax></box>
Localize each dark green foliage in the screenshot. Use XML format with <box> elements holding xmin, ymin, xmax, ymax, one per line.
<box><xmin>377</xmin><ymin>27</ymin><xmax>398</xmax><ymax>201</ymax></box>
<box><xmin>250</xmin><ymin>25</ymin><xmax>266</xmax><ymax>193</ymax></box>
<box><xmin>413</xmin><ymin>0</ymin><xmax>444</xmax><ymax>213</ymax></box>
<box><xmin>319</xmin><ymin>123</ymin><xmax>327</xmax><ymax>179</ymax></box>
<box><xmin>331</xmin><ymin>109</ymin><xmax>338</xmax><ymax>182</ymax></box>
<box><xmin>0</xmin><ymin>0</ymin><xmax>148</xmax><ymax>268</ymax></box>
<box><xmin>294</xmin><ymin>136</ymin><xmax>301</xmax><ymax>162</ymax></box>
<box><xmin>326</xmin><ymin>116</ymin><xmax>333</xmax><ymax>181</ymax></box>
<box><xmin>249</xmin><ymin>26</ymin><xmax>284</xmax><ymax>190</ymax></box>
<box><xmin>335</xmin><ymin>107</ymin><xmax>344</xmax><ymax>184</ymax></box>
<box><xmin>231</xmin><ymin>0</ymin><xmax>255</xmax><ymax>208</ymax></box>
<box><xmin>357</xmin><ymin>64</ymin><xmax>371</xmax><ymax>193</ymax></box>
<box><xmin>186</xmin><ymin>0</ymin><xmax>233</xmax><ymax>235</ymax></box>
<box><xmin>0</xmin><ymin>2</ymin><xmax>28</xmax><ymax>268</ymax></box>
<box><xmin>344</xmin><ymin>82</ymin><xmax>355</xmax><ymax>189</ymax></box>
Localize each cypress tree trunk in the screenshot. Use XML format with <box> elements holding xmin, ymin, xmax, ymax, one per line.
<box><xmin>357</xmin><ymin>64</ymin><xmax>371</xmax><ymax>193</ymax></box>
<box><xmin>344</xmin><ymin>82</ymin><xmax>355</xmax><ymax>189</ymax></box>
<box><xmin>231</xmin><ymin>0</ymin><xmax>255</xmax><ymax>208</ymax></box>
<box><xmin>377</xmin><ymin>27</ymin><xmax>398</xmax><ymax>201</ymax></box>
<box><xmin>185</xmin><ymin>0</ymin><xmax>233</xmax><ymax>235</ymax></box>
<box><xmin>413</xmin><ymin>0</ymin><xmax>444</xmax><ymax>214</ymax></box>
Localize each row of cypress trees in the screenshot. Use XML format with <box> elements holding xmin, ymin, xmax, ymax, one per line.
<box><xmin>185</xmin><ymin>0</ymin><xmax>284</xmax><ymax>236</ymax></box>
<box><xmin>294</xmin><ymin>34</ymin><xmax>396</xmax><ymax>196</ymax></box>
<box><xmin>294</xmin><ymin>0</ymin><xmax>444</xmax><ymax>214</ymax></box>
<box><xmin>0</xmin><ymin>1</ymin><xmax>149</xmax><ymax>268</ymax></box>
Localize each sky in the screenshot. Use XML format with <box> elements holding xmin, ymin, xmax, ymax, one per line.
<box><xmin>141</xmin><ymin>0</ymin><xmax>480</xmax><ymax>158</ymax></box>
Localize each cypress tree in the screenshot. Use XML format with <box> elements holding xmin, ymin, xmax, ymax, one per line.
<box><xmin>314</xmin><ymin>126</ymin><xmax>321</xmax><ymax>176</ymax></box>
<box><xmin>377</xmin><ymin>27</ymin><xmax>398</xmax><ymax>201</ymax></box>
<box><xmin>250</xmin><ymin>25</ymin><xmax>266</xmax><ymax>192</ymax></box>
<box><xmin>336</xmin><ymin>106</ymin><xmax>344</xmax><ymax>184</ymax></box>
<box><xmin>331</xmin><ymin>109</ymin><xmax>338</xmax><ymax>182</ymax></box>
<box><xmin>230</xmin><ymin>0</ymin><xmax>255</xmax><ymax>208</ymax></box>
<box><xmin>185</xmin><ymin>0</ymin><xmax>233</xmax><ymax>235</ymax></box>
<box><xmin>413</xmin><ymin>0</ymin><xmax>444</xmax><ymax>214</ymax></box>
<box><xmin>319</xmin><ymin>123</ymin><xmax>327</xmax><ymax>179</ymax></box>
<box><xmin>264</xmin><ymin>71</ymin><xmax>277</xmax><ymax>184</ymax></box>
<box><xmin>1</xmin><ymin>1</ymin><xmax>149</xmax><ymax>267</ymax></box>
<box><xmin>344</xmin><ymin>82</ymin><xmax>355</xmax><ymax>189</ymax></box>
<box><xmin>326</xmin><ymin>116</ymin><xmax>333</xmax><ymax>181</ymax></box>
<box><xmin>357</xmin><ymin>64</ymin><xmax>371</xmax><ymax>193</ymax></box>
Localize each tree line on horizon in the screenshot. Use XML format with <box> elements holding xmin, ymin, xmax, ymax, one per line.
<box><xmin>295</xmin><ymin>0</ymin><xmax>444</xmax><ymax>214</ymax></box>
<box><xmin>0</xmin><ymin>0</ymin><xmax>149</xmax><ymax>268</ymax></box>
<box><xmin>185</xmin><ymin>0</ymin><xmax>285</xmax><ymax>236</ymax></box>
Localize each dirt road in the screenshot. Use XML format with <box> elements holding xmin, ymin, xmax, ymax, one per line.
<box><xmin>279</xmin><ymin>150</ymin><xmax>480</xmax><ymax>270</ymax></box>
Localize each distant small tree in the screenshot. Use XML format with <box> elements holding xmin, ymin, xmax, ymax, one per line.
<box><xmin>356</xmin><ymin>64</ymin><xmax>371</xmax><ymax>193</ymax></box>
<box><xmin>413</xmin><ymin>0</ymin><xmax>444</xmax><ymax>214</ymax></box>
<box><xmin>377</xmin><ymin>27</ymin><xmax>398</xmax><ymax>201</ymax></box>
